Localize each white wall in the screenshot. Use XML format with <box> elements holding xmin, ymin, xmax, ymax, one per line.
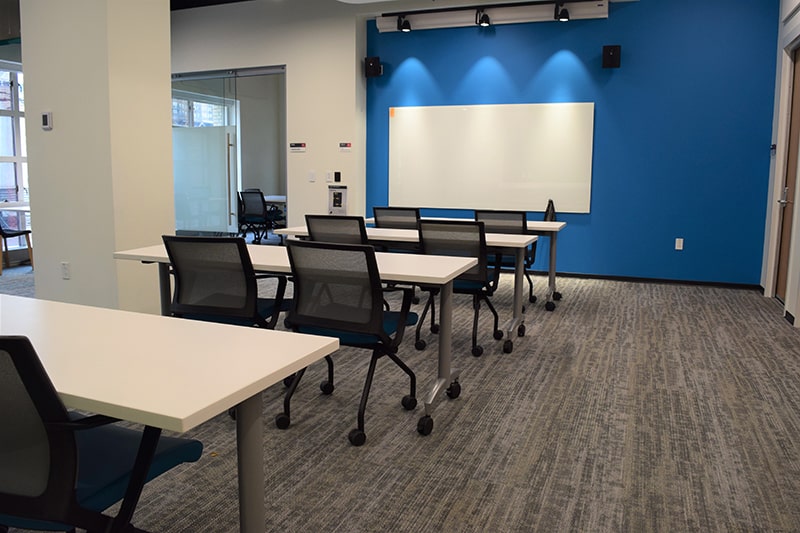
<box><xmin>238</xmin><ymin>74</ymin><xmax>285</xmax><ymax>196</ymax></box>
<box><xmin>171</xmin><ymin>1</ymin><xmax>368</xmax><ymax>224</ymax></box>
<box><xmin>21</xmin><ymin>0</ymin><xmax>174</xmax><ymax>313</ymax></box>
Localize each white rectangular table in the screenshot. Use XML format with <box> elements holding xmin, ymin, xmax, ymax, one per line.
<box><xmin>365</xmin><ymin>217</ymin><xmax>567</xmax><ymax>310</ymax></box>
<box><xmin>274</xmin><ymin>225</ymin><xmax>537</xmax><ymax>351</ymax></box>
<box><xmin>115</xmin><ymin>243</ymin><xmax>475</xmax><ymax>434</ymax></box>
<box><xmin>0</xmin><ymin>294</ymin><xmax>337</xmax><ymax>533</ymax></box>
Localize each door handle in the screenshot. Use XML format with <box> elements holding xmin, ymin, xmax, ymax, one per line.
<box><xmin>778</xmin><ymin>186</ymin><xmax>791</xmax><ymax>206</ymax></box>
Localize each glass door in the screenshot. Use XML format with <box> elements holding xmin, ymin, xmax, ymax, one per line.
<box><xmin>172</xmin><ymin>75</ymin><xmax>240</xmax><ymax>234</ymax></box>
<box><xmin>171</xmin><ymin>66</ymin><xmax>287</xmax><ymax>237</ymax></box>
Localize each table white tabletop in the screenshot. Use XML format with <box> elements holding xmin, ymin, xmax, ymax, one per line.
<box><xmin>274</xmin><ymin>225</ymin><xmax>537</xmax><ymax>248</ymax></box>
<box><xmin>115</xmin><ymin>243</ymin><xmax>477</xmax><ymax>286</ymax></box>
<box><xmin>0</xmin><ymin>294</ymin><xmax>338</xmax><ymax>433</ymax></box>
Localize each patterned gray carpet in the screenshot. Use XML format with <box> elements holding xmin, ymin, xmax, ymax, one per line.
<box><xmin>8</xmin><ymin>274</ymin><xmax>800</xmax><ymax>532</ymax></box>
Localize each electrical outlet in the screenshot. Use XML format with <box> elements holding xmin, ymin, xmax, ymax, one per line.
<box><xmin>675</xmin><ymin>238</ymin><xmax>684</xmax><ymax>251</ymax></box>
<box><xmin>60</xmin><ymin>261</ymin><xmax>70</xmax><ymax>280</ymax></box>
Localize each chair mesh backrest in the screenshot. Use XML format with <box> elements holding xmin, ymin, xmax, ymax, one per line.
<box><xmin>373</xmin><ymin>207</ymin><xmax>420</xmax><ymax>230</ymax></box>
<box><xmin>240</xmin><ymin>191</ymin><xmax>266</xmax><ymax>218</ymax></box>
<box><xmin>474</xmin><ymin>210</ymin><xmax>527</xmax><ymax>234</ymax></box>
<box><xmin>0</xmin><ymin>336</ymin><xmax>75</xmax><ymax>503</ymax></box>
<box><xmin>305</xmin><ymin>215</ymin><xmax>368</xmax><ymax>245</ymax></box>
<box><xmin>286</xmin><ymin>240</ymin><xmax>384</xmax><ymax>336</ymax></box>
<box><xmin>418</xmin><ymin>220</ymin><xmax>487</xmax><ymax>283</ymax></box>
<box><xmin>162</xmin><ymin>235</ymin><xmax>257</xmax><ymax>319</ymax></box>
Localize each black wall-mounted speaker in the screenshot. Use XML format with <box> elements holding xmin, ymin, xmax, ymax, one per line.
<box><xmin>365</xmin><ymin>56</ymin><xmax>383</xmax><ymax>78</ymax></box>
<box><xmin>602</xmin><ymin>45</ymin><xmax>621</xmax><ymax>69</ymax></box>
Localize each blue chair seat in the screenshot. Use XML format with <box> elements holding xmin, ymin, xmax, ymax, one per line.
<box><xmin>180</xmin><ymin>297</ymin><xmax>280</xmax><ymax>327</ymax></box>
<box><xmin>299</xmin><ymin>311</ymin><xmax>418</xmax><ymax>346</ymax></box>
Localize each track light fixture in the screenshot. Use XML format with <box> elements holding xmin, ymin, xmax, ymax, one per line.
<box><xmin>476</xmin><ymin>9</ymin><xmax>491</xmax><ymax>27</ymax></box>
<box><xmin>397</xmin><ymin>15</ymin><xmax>411</xmax><ymax>32</ymax></box>
<box><xmin>554</xmin><ymin>3</ymin><xmax>569</xmax><ymax>22</ymax></box>
<box><xmin>377</xmin><ymin>1</ymin><xmax>605</xmax><ymax>33</ymax></box>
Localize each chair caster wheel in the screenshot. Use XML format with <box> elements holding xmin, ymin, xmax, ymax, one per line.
<box><xmin>412</xmin><ymin>296</ymin><xmax>420</xmax><ymax>304</ymax></box>
<box><xmin>430</xmin><ymin>324</ymin><xmax>440</xmax><ymax>334</ymax></box>
<box><xmin>348</xmin><ymin>428</ymin><xmax>366</xmax><ymax>446</ymax></box>
<box><xmin>503</xmin><ymin>340</ymin><xmax>513</xmax><ymax>353</ymax></box>
<box><xmin>530</xmin><ymin>295</ymin><xmax>538</xmax><ymax>303</ymax></box>
<box><xmin>417</xmin><ymin>415</ymin><xmax>434</xmax><ymax>436</ymax></box>
<box><xmin>446</xmin><ymin>382</ymin><xmax>461</xmax><ymax>399</ymax></box>
<box><xmin>283</xmin><ymin>375</ymin><xmax>295</xmax><ymax>388</ymax></box>
<box><xmin>517</xmin><ymin>324</ymin><xmax>526</xmax><ymax>337</ymax></box>
<box><xmin>415</xmin><ymin>339</ymin><xmax>427</xmax><ymax>351</ymax></box>
<box><xmin>472</xmin><ymin>345</ymin><xmax>484</xmax><ymax>357</ymax></box>
<box><xmin>493</xmin><ymin>329</ymin><xmax>504</xmax><ymax>340</ymax></box>
<box><xmin>553</xmin><ymin>291</ymin><xmax>562</xmax><ymax>301</ymax></box>
<box><xmin>545</xmin><ymin>301</ymin><xmax>556</xmax><ymax>311</ymax></box>
<box><xmin>320</xmin><ymin>381</ymin><xmax>334</xmax><ymax>395</ymax></box>
<box><xmin>275</xmin><ymin>413</ymin><xmax>290</xmax><ymax>429</ymax></box>
<box><xmin>402</xmin><ymin>395</ymin><xmax>417</xmax><ymax>410</ymax></box>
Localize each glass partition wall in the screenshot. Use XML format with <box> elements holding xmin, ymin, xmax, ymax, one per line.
<box><xmin>171</xmin><ymin>66</ymin><xmax>286</xmax><ymax>236</ymax></box>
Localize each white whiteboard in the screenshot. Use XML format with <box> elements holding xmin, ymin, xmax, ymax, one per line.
<box><xmin>388</xmin><ymin>102</ymin><xmax>594</xmax><ymax>213</ymax></box>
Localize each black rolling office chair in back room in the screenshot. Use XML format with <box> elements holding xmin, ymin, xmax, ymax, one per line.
<box><xmin>0</xmin><ymin>336</ymin><xmax>203</xmax><ymax>533</ymax></box>
<box><xmin>415</xmin><ymin>219</ymin><xmax>502</xmax><ymax>357</ymax></box>
<box><xmin>277</xmin><ymin>238</ymin><xmax>419</xmax><ymax>446</ymax></box>
<box><xmin>239</xmin><ymin>189</ymin><xmax>270</xmax><ymax>244</ymax></box>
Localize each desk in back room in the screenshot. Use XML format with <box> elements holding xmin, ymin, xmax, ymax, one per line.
<box><xmin>114</xmin><ymin>242</ymin><xmax>475</xmax><ymax>440</ymax></box>
<box><xmin>274</xmin><ymin>225</ymin><xmax>536</xmax><ymax>353</ymax></box>
<box><xmin>0</xmin><ymin>294</ymin><xmax>338</xmax><ymax>533</ymax></box>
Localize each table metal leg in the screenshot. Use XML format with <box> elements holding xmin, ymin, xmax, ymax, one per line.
<box><xmin>423</xmin><ymin>280</ymin><xmax>460</xmax><ymax>415</ymax></box>
<box><xmin>500</xmin><ymin>248</ymin><xmax>525</xmax><ymax>352</ymax></box>
<box><xmin>545</xmin><ymin>232</ymin><xmax>560</xmax><ymax>311</ymax></box>
<box><xmin>157</xmin><ymin>263</ymin><xmax>171</xmax><ymax>316</ymax></box>
<box><xmin>236</xmin><ymin>393</ymin><xmax>264</xmax><ymax>533</ymax></box>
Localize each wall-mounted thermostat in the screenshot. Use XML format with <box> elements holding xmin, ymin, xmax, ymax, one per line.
<box><xmin>42</xmin><ymin>112</ymin><xmax>53</xmax><ymax>131</ymax></box>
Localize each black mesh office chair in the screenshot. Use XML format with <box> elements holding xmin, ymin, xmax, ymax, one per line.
<box><xmin>372</xmin><ymin>206</ymin><xmax>422</xmax><ymax>301</ymax></box>
<box><xmin>0</xmin><ymin>217</ymin><xmax>33</xmax><ymax>275</ymax></box>
<box><xmin>305</xmin><ymin>214</ymin><xmax>369</xmax><ymax>245</ymax></box>
<box><xmin>239</xmin><ymin>190</ymin><xmax>270</xmax><ymax>244</ymax></box>
<box><xmin>0</xmin><ymin>336</ymin><xmax>203</xmax><ymax>533</ymax></box>
<box><xmin>373</xmin><ymin>206</ymin><xmax>420</xmax><ymax>231</ymax></box>
<box><xmin>162</xmin><ymin>235</ymin><xmax>287</xmax><ymax>330</ymax></box>
<box><xmin>474</xmin><ymin>209</ymin><xmax>538</xmax><ymax>305</ymax></box>
<box><xmin>277</xmin><ymin>239</ymin><xmax>419</xmax><ymax>446</ymax></box>
<box><xmin>415</xmin><ymin>220</ymin><xmax>502</xmax><ymax>357</ymax></box>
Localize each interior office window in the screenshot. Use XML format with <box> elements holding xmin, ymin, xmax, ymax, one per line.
<box><xmin>0</xmin><ymin>63</ymin><xmax>29</xmax><ymax>248</ymax></box>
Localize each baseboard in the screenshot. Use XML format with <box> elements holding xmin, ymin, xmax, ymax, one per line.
<box><xmin>528</xmin><ymin>270</ymin><xmax>763</xmax><ymax>292</ymax></box>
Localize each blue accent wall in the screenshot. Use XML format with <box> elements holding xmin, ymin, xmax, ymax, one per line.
<box><xmin>366</xmin><ymin>0</ymin><xmax>779</xmax><ymax>284</ymax></box>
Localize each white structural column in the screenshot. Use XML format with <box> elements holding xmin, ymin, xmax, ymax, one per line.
<box><xmin>20</xmin><ymin>0</ymin><xmax>174</xmax><ymax>314</ymax></box>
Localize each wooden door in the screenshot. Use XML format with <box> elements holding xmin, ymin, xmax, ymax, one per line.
<box><xmin>776</xmin><ymin>50</ymin><xmax>800</xmax><ymax>301</ymax></box>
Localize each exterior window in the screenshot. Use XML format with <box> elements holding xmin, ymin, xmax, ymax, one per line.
<box><xmin>0</xmin><ymin>63</ymin><xmax>29</xmax><ymax>246</ymax></box>
<box><xmin>171</xmin><ymin>91</ymin><xmax>232</xmax><ymax>128</ymax></box>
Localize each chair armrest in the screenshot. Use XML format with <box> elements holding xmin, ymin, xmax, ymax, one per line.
<box><xmin>388</xmin><ymin>286</ymin><xmax>416</xmax><ymax>348</ymax></box>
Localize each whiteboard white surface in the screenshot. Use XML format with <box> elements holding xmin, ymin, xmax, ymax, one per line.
<box><xmin>388</xmin><ymin>103</ymin><xmax>594</xmax><ymax>213</ymax></box>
